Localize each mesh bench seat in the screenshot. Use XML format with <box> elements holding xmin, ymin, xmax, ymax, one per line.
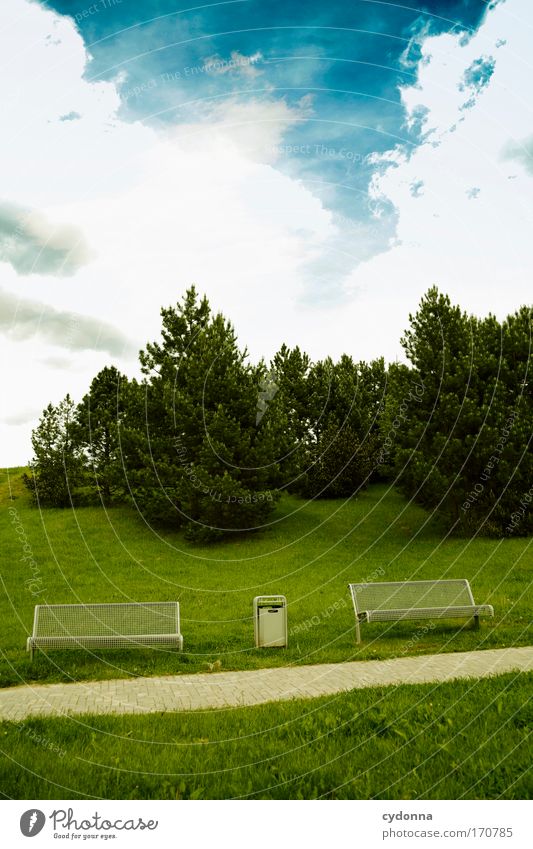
<box><xmin>27</xmin><ymin>602</ymin><xmax>183</xmax><ymax>660</ymax></box>
<box><xmin>348</xmin><ymin>580</ymin><xmax>493</xmax><ymax>644</ymax></box>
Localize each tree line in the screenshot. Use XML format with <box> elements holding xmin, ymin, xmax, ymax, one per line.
<box><xmin>24</xmin><ymin>286</ymin><xmax>532</xmax><ymax>541</ymax></box>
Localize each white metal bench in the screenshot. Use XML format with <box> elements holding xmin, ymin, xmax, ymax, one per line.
<box><xmin>348</xmin><ymin>579</ymin><xmax>493</xmax><ymax>644</ymax></box>
<box><xmin>27</xmin><ymin>602</ymin><xmax>183</xmax><ymax>660</ymax></box>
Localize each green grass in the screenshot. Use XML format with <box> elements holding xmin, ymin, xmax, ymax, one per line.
<box><xmin>0</xmin><ymin>467</ymin><xmax>531</xmax><ymax>687</ymax></box>
<box><xmin>1</xmin><ymin>673</ymin><xmax>531</xmax><ymax>799</ymax></box>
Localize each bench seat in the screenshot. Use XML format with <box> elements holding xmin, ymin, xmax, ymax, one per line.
<box><xmin>348</xmin><ymin>580</ymin><xmax>494</xmax><ymax>644</ymax></box>
<box><xmin>27</xmin><ymin>602</ymin><xmax>183</xmax><ymax>660</ymax></box>
<box><xmin>365</xmin><ymin>604</ymin><xmax>494</xmax><ymax>623</ymax></box>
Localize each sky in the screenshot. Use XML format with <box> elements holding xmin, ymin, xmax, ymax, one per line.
<box><xmin>1</xmin><ymin>0</ymin><xmax>532</xmax><ymax>465</ymax></box>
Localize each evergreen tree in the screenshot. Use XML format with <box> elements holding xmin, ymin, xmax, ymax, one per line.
<box><xmin>75</xmin><ymin>366</ymin><xmax>128</xmax><ymax>505</ymax></box>
<box><xmin>24</xmin><ymin>394</ymin><xmax>85</xmax><ymax>507</ymax></box>
<box><xmin>376</xmin><ymin>362</ymin><xmax>425</xmax><ymax>482</ymax></box>
<box><xmin>394</xmin><ymin>288</ymin><xmax>533</xmax><ymax>535</ymax></box>
<box><xmin>268</xmin><ymin>344</ymin><xmax>312</xmax><ymax>490</ymax></box>
<box><xmin>125</xmin><ymin>287</ymin><xmax>283</xmax><ymax>540</ymax></box>
<box><xmin>303</xmin><ymin>356</ymin><xmax>386</xmax><ymax>497</ymax></box>
<box><xmin>22</xmin><ymin>283</ymin><xmax>531</xmax><ymax>540</ymax></box>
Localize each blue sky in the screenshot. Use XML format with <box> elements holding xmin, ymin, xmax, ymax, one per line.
<box><xmin>1</xmin><ymin>0</ymin><xmax>532</xmax><ymax>463</ymax></box>
<box><xmin>43</xmin><ymin>0</ymin><xmax>490</xmax><ymax>269</ymax></box>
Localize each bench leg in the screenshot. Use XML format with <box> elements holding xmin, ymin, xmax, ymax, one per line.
<box><xmin>472</xmin><ymin>615</ymin><xmax>480</xmax><ymax>630</ymax></box>
<box><xmin>355</xmin><ymin>617</ymin><xmax>362</xmax><ymax>645</ymax></box>
<box><xmin>26</xmin><ymin>639</ymin><xmax>34</xmax><ymax>662</ymax></box>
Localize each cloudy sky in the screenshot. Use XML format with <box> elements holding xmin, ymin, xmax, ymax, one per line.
<box><xmin>1</xmin><ymin>0</ymin><xmax>532</xmax><ymax>465</ymax></box>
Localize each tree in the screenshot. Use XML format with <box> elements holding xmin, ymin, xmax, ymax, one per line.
<box><xmin>268</xmin><ymin>344</ymin><xmax>312</xmax><ymax>490</ymax></box>
<box><xmin>75</xmin><ymin>366</ymin><xmax>128</xmax><ymax>505</ymax></box>
<box><xmin>302</xmin><ymin>356</ymin><xmax>386</xmax><ymax>497</ymax></box>
<box><xmin>393</xmin><ymin>288</ymin><xmax>533</xmax><ymax>535</ymax></box>
<box><xmin>24</xmin><ymin>395</ymin><xmax>85</xmax><ymax>507</ymax></box>
<box><xmin>124</xmin><ymin>287</ymin><xmax>284</xmax><ymax>541</ymax></box>
<box><xmin>376</xmin><ymin>361</ymin><xmax>425</xmax><ymax>481</ymax></box>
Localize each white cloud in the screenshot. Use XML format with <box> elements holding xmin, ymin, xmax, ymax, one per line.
<box><xmin>342</xmin><ymin>0</ymin><xmax>533</xmax><ymax>348</ymax></box>
<box><xmin>502</xmin><ymin>133</ymin><xmax>533</xmax><ymax>174</ymax></box>
<box><xmin>203</xmin><ymin>50</ymin><xmax>263</xmax><ymax>79</ymax></box>
<box><xmin>0</xmin><ymin>0</ymin><xmax>150</xmax><ymax>208</ymax></box>
<box><xmin>0</xmin><ymin>288</ymin><xmax>135</xmax><ymax>354</ymax></box>
<box><xmin>2</xmin><ymin>0</ymin><xmax>533</xmax><ymax>467</ymax></box>
<box><xmin>168</xmin><ymin>95</ymin><xmax>314</xmax><ymax>163</ymax></box>
<box><xmin>0</xmin><ymin>0</ymin><xmax>336</xmax><ymax>465</ymax></box>
<box><xmin>1</xmin><ymin>405</ymin><xmax>43</xmax><ymax>427</ymax></box>
<box><xmin>0</xmin><ymin>200</ymin><xmax>91</xmax><ymax>276</ymax></box>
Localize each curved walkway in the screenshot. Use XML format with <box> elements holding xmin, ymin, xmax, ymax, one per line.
<box><xmin>1</xmin><ymin>646</ymin><xmax>532</xmax><ymax>721</ymax></box>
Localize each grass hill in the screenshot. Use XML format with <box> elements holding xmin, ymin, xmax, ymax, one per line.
<box><xmin>1</xmin><ymin>468</ymin><xmax>530</xmax><ymax>688</ymax></box>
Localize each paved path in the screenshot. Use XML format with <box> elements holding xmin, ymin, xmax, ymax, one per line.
<box><xmin>1</xmin><ymin>647</ymin><xmax>532</xmax><ymax>721</ymax></box>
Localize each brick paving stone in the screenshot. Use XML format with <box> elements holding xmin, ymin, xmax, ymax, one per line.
<box><xmin>0</xmin><ymin>647</ymin><xmax>531</xmax><ymax>721</ymax></box>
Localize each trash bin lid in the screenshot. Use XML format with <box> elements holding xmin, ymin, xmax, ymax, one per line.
<box><xmin>255</xmin><ymin>595</ymin><xmax>286</xmax><ymax>607</ymax></box>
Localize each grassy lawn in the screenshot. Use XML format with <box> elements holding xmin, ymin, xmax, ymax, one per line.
<box><xmin>0</xmin><ymin>673</ymin><xmax>531</xmax><ymax>799</ymax></box>
<box><xmin>0</xmin><ymin>467</ymin><xmax>531</xmax><ymax>687</ymax></box>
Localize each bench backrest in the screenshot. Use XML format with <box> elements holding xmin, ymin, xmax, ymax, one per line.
<box><xmin>349</xmin><ymin>580</ymin><xmax>474</xmax><ymax>614</ymax></box>
<box><xmin>32</xmin><ymin>602</ymin><xmax>180</xmax><ymax>638</ymax></box>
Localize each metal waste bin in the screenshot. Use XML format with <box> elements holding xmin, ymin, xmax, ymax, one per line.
<box><xmin>253</xmin><ymin>595</ymin><xmax>288</xmax><ymax>647</ymax></box>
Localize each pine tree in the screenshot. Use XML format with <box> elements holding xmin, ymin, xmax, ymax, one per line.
<box><xmin>75</xmin><ymin>366</ymin><xmax>128</xmax><ymax>505</ymax></box>
<box><xmin>125</xmin><ymin>287</ymin><xmax>283</xmax><ymax>540</ymax></box>
<box><xmin>268</xmin><ymin>344</ymin><xmax>312</xmax><ymax>490</ymax></box>
<box><xmin>394</xmin><ymin>288</ymin><xmax>533</xmax><ymax>535</ymax></box>
<box><xmin>302</xmin><ymin>356</ymin><xmax>386</xmax><ymax>498</ymax></box>
<box><xmin>24</xmin><ymin>395</ymin><xmax>85</xmax><ymax>507</ymax></box>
